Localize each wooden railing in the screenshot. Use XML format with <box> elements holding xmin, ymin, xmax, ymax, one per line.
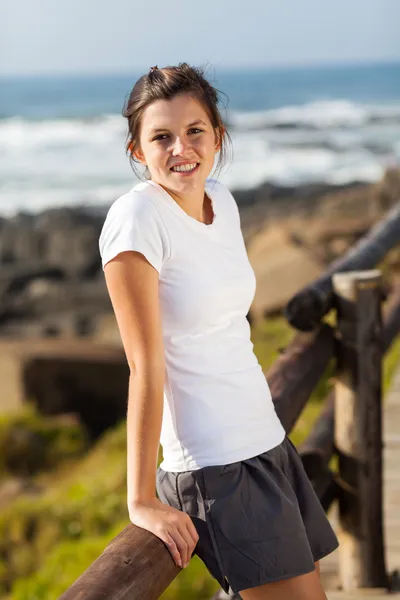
<box><xmin>60</xmin><ymin>204</ymin><xmax>400</xmax><ymax>600</ymax></box>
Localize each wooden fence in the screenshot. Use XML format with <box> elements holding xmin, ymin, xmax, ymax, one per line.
<box><xmin>60</xmin><ymin>204</ymin><xmax>400</xmax><ymax>600</ymax></box>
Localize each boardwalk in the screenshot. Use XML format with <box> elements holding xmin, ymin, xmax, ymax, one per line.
<box><xmin>322</xmin><ymin>363</ymin><xmax>400</xmax><ymax>598</ymax></box>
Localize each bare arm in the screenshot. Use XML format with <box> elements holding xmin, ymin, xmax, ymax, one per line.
<box><xmin>103</xmin><ymin>249</ymin><xmax>198</xmax><ymax>568</ymax></box>
<box><xmin>104</xmin><ymin>249</ymin><xmax>165</xmax><ymax>504</ymax></box>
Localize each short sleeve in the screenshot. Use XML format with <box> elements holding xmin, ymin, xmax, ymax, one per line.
<box><xmin>99</xmin><ymin>191</ymin><xmax>170</xmax><ymax>273</ymax></box>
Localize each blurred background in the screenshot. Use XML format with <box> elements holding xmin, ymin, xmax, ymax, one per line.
<box><xmin>1</xmin><ymin>0</ymin><xmax>400</xmax><ymax>216</ymax></box>
<box><xmin>1</xmin><ymin>1</ymin><xmax>400</xmax><ymax>598</ymax></box>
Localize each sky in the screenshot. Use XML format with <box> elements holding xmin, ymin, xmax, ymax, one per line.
<box><xmin>1</xmin><ymin>0</ymin><xmax>399</xmax><ymax>76</ymax></box>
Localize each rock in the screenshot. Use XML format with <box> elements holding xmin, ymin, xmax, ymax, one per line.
<box><xmin>0</xmin><ymin>206</ymin><xmax>104</xmax><ymax>279</ymax></box>
<box><xmin>0</xmin><ymin>169</ymin><xmax>399</xmax><ymax>339</ymax></box>
<box><xmin>0</xmin><ymin>278</ymin><xmax>112</xmax><ymax>338</ymax></box>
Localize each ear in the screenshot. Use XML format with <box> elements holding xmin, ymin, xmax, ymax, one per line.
<box><xmin>214</xmin><ymin>126</ymin><xmax>225</xmax><ymax>152</ymax></box>
<box><xmin>131</xmin><ymin>144</ymin><xmax>146</xmax><ymax>164</ymax></box>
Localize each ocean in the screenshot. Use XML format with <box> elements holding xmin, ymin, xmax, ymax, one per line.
<box><xmin>1</xmin><ymin>61</ymin><xmax>400</xmax><ymax>217</ymax></box>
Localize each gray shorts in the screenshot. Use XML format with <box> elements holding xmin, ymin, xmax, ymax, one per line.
<box><xmin>156</xmin><ymin>435</ymin><xmax>339</xmax><ymax>595</ymax></box>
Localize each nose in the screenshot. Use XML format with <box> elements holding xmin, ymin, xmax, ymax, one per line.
<box><xmin>172</xmin><ymin>136</ymin><xmax>189</xmax><ymax>155</ymax></box>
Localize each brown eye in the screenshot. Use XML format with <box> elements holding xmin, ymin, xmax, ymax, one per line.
<box><xmin>188</xmin><ymin>128</ymin><xmax>203</xmax><ymax>134</ymax></box>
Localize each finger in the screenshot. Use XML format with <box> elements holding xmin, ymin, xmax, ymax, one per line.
<box><xmin>177</xmin><ymin>526</ymin><xmax>191</xmax><ymax>567</ymax></box>
<box><xmin>178</xmin><ymin>523</ymin><xmax>197</xmax><ymax>566</ymax></box>
<box><xmin>170</xmin><ymin>527</ymin><xmax>190</xmax><ymax>567</ymax></box>
<box><xmin>182</xmin><ymin>517</ymin><xmax>199</xmax><ymax>556</ymax></box>
<box><xmin>161</xmin><ymin>531</ymin><xmax>182</xmax><ymax>568</ymax></box>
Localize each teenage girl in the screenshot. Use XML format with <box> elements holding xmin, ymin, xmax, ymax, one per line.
<box><xmin>99</xmin><ymin>62</ymin><xmax>339</xmax><ymax>600</ymax></box>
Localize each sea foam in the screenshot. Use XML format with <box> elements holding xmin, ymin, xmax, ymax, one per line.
<box><xmin>1</xmin><ymin>100</ymin><xmax>399</xmax><ymax>217</ymax></box>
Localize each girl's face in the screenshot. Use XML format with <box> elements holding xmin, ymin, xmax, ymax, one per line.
<box><xmin>134</xmin><ymin>94</ymin><xmax>222</xmax><ymax>193</ymax></box>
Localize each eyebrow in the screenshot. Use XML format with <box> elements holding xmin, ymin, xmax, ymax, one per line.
<box><xmin>149</xmin><ymin>119</ymin><xmax>207</xmax><ymax>135</ymax></box>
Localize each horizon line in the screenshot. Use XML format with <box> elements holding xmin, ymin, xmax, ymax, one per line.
<box><xmin>1</xmin><ymin>57</ymin><xmax>399</xmax><ymax>80</ymax></box>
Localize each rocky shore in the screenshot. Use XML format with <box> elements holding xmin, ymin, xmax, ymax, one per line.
<box><xmin>0</xmin><ymin>168</ymin><xmax>399</xmax><ymax>340</ymax></box>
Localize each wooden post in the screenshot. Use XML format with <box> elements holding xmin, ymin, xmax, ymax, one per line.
<box><xmin>296</xmin><ymin>280</ymin><xmax>400</xmax><ymax>489</ymax></box>
<box><xmin>333</xmin><ymin>270</ymin><xmax>387</xmax><ymax>590</ymax></box>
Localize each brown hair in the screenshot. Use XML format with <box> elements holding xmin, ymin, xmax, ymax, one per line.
<box><xmin>122</xmin><ymin>62</ymin><xmax>232</xmax><ymax>180</ymax></box>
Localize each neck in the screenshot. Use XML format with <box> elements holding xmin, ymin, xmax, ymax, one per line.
<box><xmin>157</xmin><ymin>182</ymin><xmax>211</xmax><ymax>224</ymax></box>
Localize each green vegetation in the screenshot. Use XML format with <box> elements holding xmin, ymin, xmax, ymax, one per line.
<box><xmin>0</xmin><ymin>406</ymin><xmax>88</xmax><ymax>479</ymax></box>
<box><xmin>0</xmin><ymin>420</ymin><xmax>127</xmax><ymax>598</ymax></box>
<box><xmin>0</xmin><ymin>415</ymin><xmax>219</xmax><ymax>600</ymax></box>
<box><xmin>252</xmin><ymin>315</ymin><xmax>296</xmax><ymax>372</ymax></box>
<box><xmin>11</xmin><ymin>523</ymin><xmax>128</xmax><ymax>600</ymax></box>
<box><xmin>1</xmin><ymin>314</ymin><xmax>400</xmax><ymax>599</ymax></box>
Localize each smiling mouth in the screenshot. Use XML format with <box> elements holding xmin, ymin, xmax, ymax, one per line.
<box><xmin>170</xmin><ymin>163</ymin><xmax>199</xmax><ymax>173</ymax></box>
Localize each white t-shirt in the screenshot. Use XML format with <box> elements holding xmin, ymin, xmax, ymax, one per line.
<box><xmin>99</xmin><ymin>177</ymin><xmax>286</xmax><ymax>471</ymax></box>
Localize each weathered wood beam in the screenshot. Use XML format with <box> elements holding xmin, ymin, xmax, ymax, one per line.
<box><xmin>298</xmin><ymin>394</ymin><xmax>335</xmax><ymax>478</ymax></box>
<box><xmin>267</xmin><ymin>323</ymin><xmax>335</xmax><ymax>433</ymax></box>
<box><xmin>59</xmin><ymin>523</ymin><xmax>180</xmax><ymax>600</ymax></box>
<box><xmin>285</xmin><ymin>202</ymin><xmax>400</xmax><ymax>332</ymax></box>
